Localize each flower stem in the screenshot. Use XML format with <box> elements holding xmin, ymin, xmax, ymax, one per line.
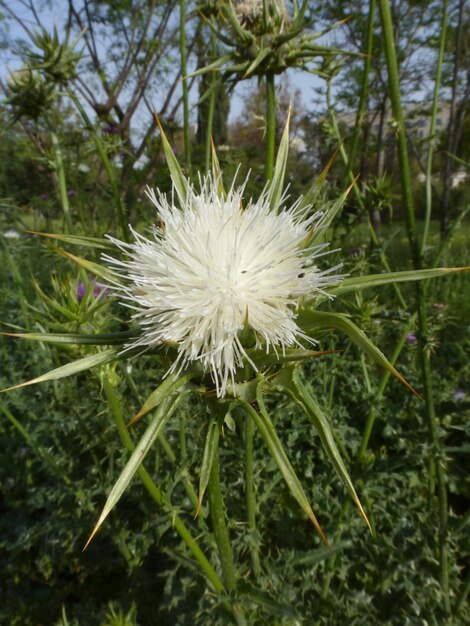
<box><xmin>245</xmin><ymin>413</ymin><xmax>261</xmax><ymax>578</ymax></box>
<box><xmin>208</xmin><ymin>445</ymin><xmax>237</xmax><ymax>591</ymax></box>
<box><xmin>348</xmin><ymin>0</ymin><xmax>376</xmax><ymax>170</ymax></box>
<box><xmin>103</xmin><ymin>378</ymin><xmax>225</xmax><ymax>596</ymax></box>
<box><xmin>265</xmin><ymin>72</ymin><xmax>276</xmax><ymax>181</ymax></box>
<box><xmin>207</xmin><ymin>444</ymin><xmax>247</xmax><ymax>625</ymax></box>
<box><xmin>205</xmin><ymin>31</ymin><xmax>217</xmax><ymax>173</ymax></box>
<box><xmin>421</xmin><ymin>0</ymin><xmax>448</xmax><ymax>256</ymax></box>
<box><xmin>180</xmin><ymin>0</ymin><xmax>191</xmax><ymax>173</ymax></box>
<box><xmin>378</xmin><ymin>0</ymin><xmax>450</xmax><ymax>613</ymax></box>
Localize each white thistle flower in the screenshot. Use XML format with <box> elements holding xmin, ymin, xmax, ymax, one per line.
<box><xmin>104</xmin><ymin>174</ymin><xmax>342</xmax><ymax>397</ymax></box>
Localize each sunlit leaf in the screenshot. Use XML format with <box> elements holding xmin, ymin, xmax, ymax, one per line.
<box><xmin>330</xmin><ymin>267</ymin><xmax>470</xmax><ymax>296</ymax></box>
<box><xmin>290</xmin><ymin>367</ymin><xmax>371</xmax><ymax>531</ymax></box>
<box><xmin>269</xmin><ymin>107</ymin><xmax>290</xmax><ymax>212</ymax></box>
<box><xmin>298</xmin><ymin>309</ymin><xmax>420</xmax><ymax>398</ymax></box>
<box><xmin>239</xmin><ymin>385</ymin><xmax>330</xmax><ymax>548</ymax></box>
<box><xmin>128</xmin><ymin>370</ymin><xmax>195</xmax><ymax>426</ymax></box>
<box><xmin>1</xmin><ymin>349</ymin><xmax>119</xmax><ymax>392</ymax></box>
<box><xmin>0</xmin><ymin>330</ymin><xmax>137</xmax><ymax>345</ymax></box>
<box><xmin>84</xmin><ymin>394</ymin><xmax>183</xmax><ymax>549</ymax></box>
<box><xmin>154</xmin><ymin>113</ymin><xmax>189</xmax><ymax>204</ymax></box>
<box><xmin>27</xmin><ymin>231</ymin><xmax>114</xmax><ymax>250</ymax></box>
<box><xmin>50</xmin><ymin>245</ymin><xmax>116</xmax><ymax>282</ymax></box>
<box><xmin>243</xmin><ymin>47</ymin><xmax>271</xmax><ymax>78</ymax></box>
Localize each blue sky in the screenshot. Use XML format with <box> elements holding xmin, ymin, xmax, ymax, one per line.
<box><xmin>0</xmin><ymin>1</ymin><xmax>325</xmax><ymax>127</ymax></box>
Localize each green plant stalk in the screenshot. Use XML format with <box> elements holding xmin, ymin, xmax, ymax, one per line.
<box><xmin>378</xmin><ymin>0</ymin><xmax>450</xmax><ymax>612</ymax></box>
<box><xmin>102</xmin><ymin>378</ymin><xmax>225</xmax><ymax>596</ymax></box>
<box><xmin>348</xmin><ymin>0</ymin><xmax>376</xmax><ymax>169</ymax></box>
<box><xmin>49</xmin><ymin>129</ymin><xmax>74</xmax><ymax>234</ymax></box>
<box><xmin>67</xmin><ymin>90</ymin><xmax>129</xmax><ymax>243</ymax></box>
<box><xmin>421</xmin><ymin>0</ymin><xmax>448</xmax><ymax>256</ymax></box>
<box><xmin>180</xmin><ymin>0</ymin><xmax>191</xmax><ymax>172</ymax></box>
<box><xmin>205</xmin><ymin>32</ymin><xmax>217</xmax><ymax>173</ymax></box>
<box><xmin>265</xmin><ymin>72</ymin><xmax>276</xmax><ymax>181</ymax></box>
<box><xmin>245</xmin><ymin>413</ymin><xmax>261</xmax><ymax>578</ymax></box>
<box><xmin>208</xmin><ymin>446</ymin><xmax>247</xmax><ymax>626</ymax></box>
<box><xmin>325</xmin><ymin>80</ymin><xmax>407</xmax><ymax>308</ymax></box>
<box><xmin>207</xmin><ymin>446</ymin><xmax>237</xmax><ymax>590</ymax></box>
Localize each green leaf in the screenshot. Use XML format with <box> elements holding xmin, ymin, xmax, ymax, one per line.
<box><xmin>308</xmin><ymin>177</ymin><xmax>357</xmax><ymax>246</ymax></box>
<box><xmin>298</xmin><ymin>309</ymin><xmax>420</xmax><ymax>398</ymax></box>
<box><xmin>247</xmin><ymin>347</ymin><xmax>337</xmax><ymax>368</ymax></box>
<box><xmin>1</xmin><ymin>349</ymin><xmax>119</xmax><ymax>392</ymax></box>
<box><xmin>290</xmin><ymin>368</ymin><xmax>371</xmax><ymax>531</ymax></box>
<box><xmin>84</xmin><ymin>394</ymin><xmax>182</xmax><ymax>549</ymax></box>
<box><xmin>239</xmin><ymin>385</ymin><xmax>330</xmax><ymax>548</ymax></box>
<box><xmin>269</xmin><ymin>108</ymin><xmax>290</xmax><ymax>212</ymax></box>
<box><xmin>154</xmin><ymin>113</ymin><xmax>189</xmax><ymax>204</ymax></box>
<box><xmin>196</xmin><ymin>419</ymin><xmax>220</xmax><ymax>517</ymax></box>
<box><xmin>187</xmin><ymin>54</ymin><xmax>233</xmax><ymax>78</ymax></box>
<box><xmin>50</xmin><ymin>245</ymin><xmax>117</xmax><ymax>282</ymax></box>
<box><xmin>331</xmin><ymin>267</ymin><xmax>470</xmax><ymax>296</ymax></box>
<box><xmin>0</xmin><ymin>330</ymin><xmax>138</xmax><ymax>345</ymax></box>
<box><xmin>299</xmin><ymin>147</ymin><xmax>338</xmax><ymax>211</ymax></box>
<box><xmin>243</xmin><ymin>47</ymin><xmax>271</xmax><ymax>78</ymax></box>
<box><xmin>128</xmin><ymin>370</ymin><xmax>194</xmax><ymax>426</ymax></box>
<box><xmin>28</xmin><ymin>230</ymin><xmax>114</xmax><ymax>250</ymax></box>
<box><xmin>211</xmin><ymin>137</ymin><xmax>226</xmax><ymax>198</ymax></box>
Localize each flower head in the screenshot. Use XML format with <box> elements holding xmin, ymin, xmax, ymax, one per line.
<box><xmin>104</xmin><ymin>174</ymin><xmax>342</xmax><ymax>396</ymax></box>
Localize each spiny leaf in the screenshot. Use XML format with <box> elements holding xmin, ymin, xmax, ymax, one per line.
<box><xmin>330</xmin><ymin>267</ymin><xmax>470</xmax><ymax>296</ymax></box>
<box><xmin>27</xmin><ymin>230</ymin><xmax>113</xmax><ymax>250</ymax></box>
<box><xmin>211</xmin><ymin>137</ymin><xmax>226</xmax><ymax>198</ymax></box>
<box><xmin>1</xmin><ymin>349</ymin><xmax>119</xmax><ymax>392</ymax></box>
<box><xmin>187</xmin><ymin>53</ymin><xmax>233</xmax><ymax>78</ymax></box>
<box><xmin>128</xmin><ymin>371</ymin><xmax>194</xmax><ymax>426</ymax></box>
<box><xmin>50</xmin><ymin>245</ymin><xmax>116</xmax><ymax>282</ymax></box>
<box><xmin>298</xmin><ymin>309</ymin><xmax>421</xmax><ymax>398</ymax></box>
<box><xmin>0</xmin><ymin>330</ymin><xmax>137</xmax><ymax>345</ymax></box>
<box><xmin>239</xmin><ymin>386</ymin><xmax>330</xmax><ymax>548</ymax></box>
<box><xmin>154</xmin><ymin>112</ymin><xmax>189</xmax><ymax>204</ymax></box>
<box><xmin>84</xmin><ymin>395</ymin><xmax>182</xmax><ymax>550</ymax></box>
<box><xmin>308</xmin><ymin>176</ymin><xmax>359</xmax><ymax>246</ymax></box>
<box><xmin>300</xmin><ymin>146</ymin><xmax>339</xmax><ymax>207</ymax></box>
<box><xmin>243</xmin><ymin>47</ymin><xmax>271</xmax><ymax>78</ymax></box>
<box><xmin>291</xmin><ymin>368</ymin><xmax>371</xmax><ymax>531</ymax></box>
<box><xmin>269</xmin><ymin>107</ymin><xmax>290</xmax><ymax>212</ymax></box>
<box><xmin>248</xmin><ymin>348</ymin><xmax>339</xmax><ymax>368</ymax></box>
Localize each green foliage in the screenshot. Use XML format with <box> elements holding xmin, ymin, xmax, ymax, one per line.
<box><xmin>1</xmin><ymin>222</ymin><xmax>468</xmax><ymax>625</ymax></box>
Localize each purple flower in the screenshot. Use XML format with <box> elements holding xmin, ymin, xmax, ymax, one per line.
<box><xmin>406</xmin><ymin>333</ymin><xmax>417</xmax><ymax>345</ymax></box>
<box><xmin>67</xmin><ymin>190</ymin><xmax>76</xmax><ymax>198</ymax></box>
<box><xmin>77</xmin><ymin>279</ymin><xmax>108</xmax><ymax>303</ymax></box>
<box><xmin>103</xmin><ymin>125</ymin><xmax>120</xmax><ymax>135</ymax></box>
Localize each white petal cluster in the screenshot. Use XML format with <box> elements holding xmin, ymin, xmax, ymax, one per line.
<box><xmin>104</xmin><ymin>175</ymin><xmax>341</xmax><ymax>396</ymax></box>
